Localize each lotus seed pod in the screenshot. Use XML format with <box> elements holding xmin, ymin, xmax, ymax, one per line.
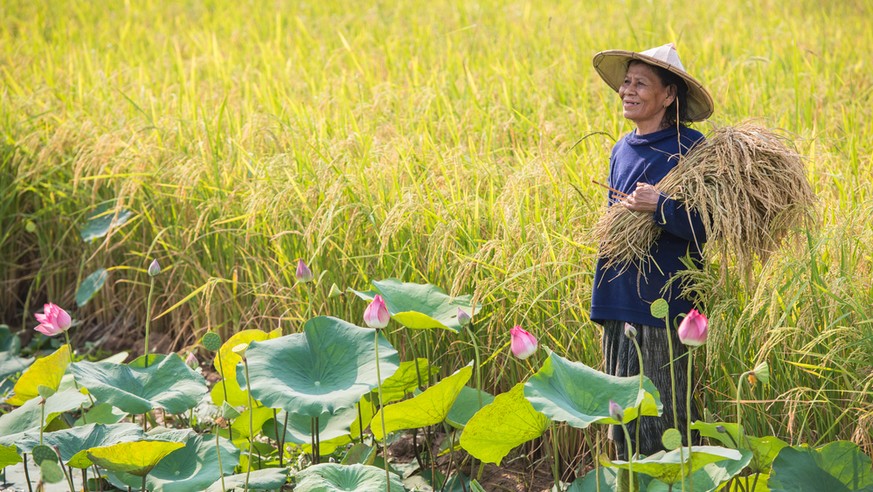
<box><xmin>202</xmin><ymin>332</ymin><xmax>222</xmax><ymax>352</ymax></box>
<box><xmin>662</xmin><ymin>428</ymin><xmax>683</xmax><ymax>450</ymax></box>
<box><xmin>31</xmin><ymin>444</ymin><xmax>58</xmax><ymax>465</ymax></box>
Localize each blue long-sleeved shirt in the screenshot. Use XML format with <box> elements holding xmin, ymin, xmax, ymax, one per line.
<box><xmin>590</xmin><ymin>125</ymin><xmax>706</xmax><ymax>328</ymax></box>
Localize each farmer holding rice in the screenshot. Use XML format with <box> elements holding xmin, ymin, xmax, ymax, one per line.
<box><xmin>590</xmin><ymin>43</ymin><xmax>714</xmax><ymax>459</ymax></box>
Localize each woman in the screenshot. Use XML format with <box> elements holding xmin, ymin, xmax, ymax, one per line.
<box><xmin>590</xmin><ymin>44</ymin><xmax>713</xmax><ymax>459</ymax></box>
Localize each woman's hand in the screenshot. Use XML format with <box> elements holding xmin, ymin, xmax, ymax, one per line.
<box><xmin>623</xmin><ymin>182</ymin><xmax>661</xmax><ymax>213</ymax></box>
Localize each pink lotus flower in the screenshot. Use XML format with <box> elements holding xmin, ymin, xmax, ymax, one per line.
<box><xmin>296</xmin><ymin>259</ymin><xmax>314</xmax><ymax>283</ymax></box>
<box><xmin>363</xmin><ymin>295</ymin><xmax>390</xmax><ymax>329</ymax></box>
<box><xmin>509</xmin><ymin>325</ymin><xmax>538</xmax><ymax>360</ymax></box>
<box><xmin>677</xmin><ymin>309</ymin><xmax>708</xmax><ymax>347</ymax></box>
<box><xmin>34</xmin><ymin>303</ymin><xmax>72</xmax><ymax>337</ymax></box>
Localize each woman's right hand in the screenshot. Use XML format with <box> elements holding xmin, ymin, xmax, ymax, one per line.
<box><xmin>623</xmin><ymin>182</ymin><xmax>660</xmax><ymax>213</ymax></box>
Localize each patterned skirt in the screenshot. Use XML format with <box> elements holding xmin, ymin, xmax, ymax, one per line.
<box><xmin>601</xmin><ymin>319</ymin><xmax>700</xmax><ymax>460</ymax></box>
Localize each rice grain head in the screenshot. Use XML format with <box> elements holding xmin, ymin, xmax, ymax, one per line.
<box><xmin>592</xmin><ymin>123</ymin><xmax>816</xmax><ymax>282</ymax></box>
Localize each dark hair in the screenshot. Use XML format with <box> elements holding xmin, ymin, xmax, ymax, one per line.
<box><xmin>628</xmin><ymin>60</ymin><xmax>690</xmax><ymax>127</ymax></box>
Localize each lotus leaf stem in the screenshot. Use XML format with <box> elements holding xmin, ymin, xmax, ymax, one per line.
<box><xmin>465</xmin><ymin>324</ymin><xmax>483</xmax><ymax>409</ymax></box>
<box><xmin>550</xmin><ymin>423</ymin><xmax>561</xmax><ymax>488</ymax></box>
<box><xmin>242</xmin><ymin>356</ymin><xmax>254</xmax><ymax>492</ymax></box>
<box><xmin>630</xmin><ymin>334</ymin><xmax>645</xmax><ymax>459</ymax></box>
<box><xmin>374</xmin><ymin>329</ymin><xmax>391</xmax><ymax>491</ymax></box>
<box><xmin>144</xmin><ymin>276</ymin><xmax>155</xmax><ymax>368</ymax></box>
<box><xmin>686</xmin><ymin>348</ymin><xmax>695</xmax><ymax>492</ymax></box>
<box><xmin>620</xmin><ymin>423</ymin><xmax>635</xmax><ymax>492</ymax></box>
<box><xmin>664</xmin><ymin>318</ymin><xmax>686</xmax><ymax>492</ymax></box>
<box><xmin>23</xmin><ymin>453</ymin><xmax>32</xmax><ymax>492</ymax></box>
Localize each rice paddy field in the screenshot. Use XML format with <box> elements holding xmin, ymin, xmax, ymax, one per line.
<box><xmin>2</xmin><ymin>0</ymin><xmax>872</xmax><ymax>482</ymax></box>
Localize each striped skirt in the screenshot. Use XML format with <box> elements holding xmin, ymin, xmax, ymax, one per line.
<box><xmin>601</xmin><ymin>319</ymin><xmax>700</xmax><ymax>460</ymax></box>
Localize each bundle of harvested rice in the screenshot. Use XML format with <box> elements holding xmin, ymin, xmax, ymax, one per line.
<box><xmin>592</xmin><ymin>123</ymin><xmax>815</xmax><ymax>279</ymax></box>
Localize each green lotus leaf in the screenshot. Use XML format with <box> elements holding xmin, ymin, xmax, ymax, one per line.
<box><xmin>567</xmin><ymin>466</ymin><xmax>636</xmax><ymax>492</ymax></box>
<box><xmin>266</xmin><ymin>405</ymin><xmax>359</xmax><ymax>446</ymax></box>
<box><xmin>0</xmin><ymin>443</ymin><xmax>21</xmax><ymax>467</ymax></box>
<box><xmin>70</xmin><ymin>353</ymin><xmax>207</xmax><ymax>415</ymax></box>
<box><xmin>0</xmin><ymin>325</ymin><xmax>20</xmax><ymax>351</ymax></box>
<box><xmin>341</xmin><ymin>443</ymin><xmax>377</xmax><ymax>466</ymax></box>
<box><xmin>0</xmin><ymin>325</ymin><xmax>33</xmax><ymax>394</ymax></box>
<box><xmin>524</xmin><ymin>351</ymin><xmax>662</xmax><ymax>429</ymax></box>
<box><xmin>295</xmin><ymin>463</ymin><xmax>405</xmax><ymax>492</ymax></box>
<box><xmin>469</xmin><ymin>480</ymin><xmax>488</xmax><ymax>492</ymax></box>
<box><xmin>12</xmin><ymin>422</ymin><xmax>143</xmax><ymax>468</ymax></box>
<box><xmin>241</xmin><ymin>316</ymin><xmax>399</xmax><ymax>417</ymax></box>
<box><xmin>210</xmin><ymin>328</ymin><xmax>281</xmax><ymax>407</ymax></box>
<box><xmin>351</xmin><ymin>279</ymin><xmax>480</xmax><ymax>332</ymax></box>
<box><xmin>603</xmin><ymin>446</ymin><xmax>745</xmax><ymax>485</ymax></box>
<box><xmin>309</xmin><ymin>434</ymin><xmax>354</xmax><ymax>457</ymax></box>
<box><xmin>459</xmin><ymin>383</ymin><xmax>550</xmax><ymax>465</ymax></box>
<box><xmin>80</xmin><ymin>203</ymin><xmax>133</xmax><ymax>242</ymax></box>
<box><xmin>0</xmin><ymin>389</ymin><xmax>88</xmax><ymax>444</ymax></box>
<box><xmin>691</xmin><ymin>421</ymin><xmax>788</xmax><ymax>473</ymax></box>
<box><xmin>351</xmin><ymin>395</ymin><xmax>377</xmax><ymax>441</ymax></box>
<box><xmin>230</xmin><ymin>406</ymin><xmax>277</xmax><ymax>444</ymax></box>
<box><xmin>378</xmin><ymin>358</ymin><xmax>438</xmax><ymax>404</ymax></box>
<box><xmin>58</xmin><ymin>352</ymin><xmax>128</xmax><ymax>399</ymax></box>
<box><xmin>39</xmin><ymin>455</ymin><xmax>67</xmax><ymax>484</ymax></box>
<box><xmin>644</xmin><ymin>449</ymin><xmax>752</xmax><ymax>492</ymax></box>
<box><xmin>145</xmin><ymin>433</ymin><xmax>240</xmax><ymax>492</ymax></box>
<box><xmin>87</xmin><ymin>440</ymin><xmax>185</xmax><ymax>476</ymax></box>
<box><xmin>76</xmin><ymin>268</ymin><xmax>108</xmax><ymax>307</ymax></box>
<box><xmin>205</xmin><ymin>467</ymin><xmax>290</xmax><ymax>491</ymax></box>
<box><xmin>768</xmin><ymin>441</ymin><xmax>873</xmax><ymax>492</ymax></box>
<box><xmin>75</xmin><ymin>402</ymin><xmax>127</xmax><ymax>426</ymax></box>
<box><xmin>6</xmin><ymin>344</ymin><xmax>71</xmax><ymax>406</ymax></box>
<box><xmin>446</xmin><ymin>386</ymin><xmax>495</xmax><ymax>429</ymax></box>
<box><xmin>372</xmin><ymin>365</ymin><xmax>473</xmax><ymax>440</ymax></box>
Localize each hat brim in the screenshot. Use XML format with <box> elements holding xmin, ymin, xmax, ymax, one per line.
<box><xmin>593</xmin><ymin>49</ymin><xmax>714</xmax><ymax>122</ymax></box>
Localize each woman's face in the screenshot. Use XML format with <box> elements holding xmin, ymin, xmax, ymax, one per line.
<box><xmin>618</xmin><ymin>62</ymin><xmax>675</xmax><ymax>134</ymax></box>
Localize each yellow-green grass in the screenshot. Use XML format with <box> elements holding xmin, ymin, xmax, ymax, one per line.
<box><xmin>2</xmin><ymin>0</ymin><xmax>871</xmax><ymax>471</ymax></box>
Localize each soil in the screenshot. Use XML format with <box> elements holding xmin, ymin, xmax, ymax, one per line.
<box><xmin>387</xmin><ymin>431</ymin><xmax>556</xmax><ymax>491</ymax></box>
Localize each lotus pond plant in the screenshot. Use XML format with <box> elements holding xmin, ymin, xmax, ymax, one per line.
<box><xmin>1</xmin><ymin>285</ymin><xmax>871</xmax><ymax>492</ymax></box>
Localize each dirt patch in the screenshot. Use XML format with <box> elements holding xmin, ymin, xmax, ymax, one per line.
<box><xmin>388</xmin><ymin>431</ymin><xmax>556</xmax><ymax>491</ymax></box>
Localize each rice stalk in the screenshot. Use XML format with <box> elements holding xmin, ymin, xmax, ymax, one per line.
<box><xmin>593</xmin><ymin>123</ymin><xmax>816</xmax><ymax>282</ymax></box>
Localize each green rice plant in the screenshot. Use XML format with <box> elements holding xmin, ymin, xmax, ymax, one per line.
<box><xmin>1</xmin><ymin>0</ymin><xmax>872</xmax><ymax>477</ymax></box>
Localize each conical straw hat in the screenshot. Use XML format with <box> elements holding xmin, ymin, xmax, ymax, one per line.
<box><xmin>593</xmin><ymin>43</ymin><xmax>714</xmax><ymax>121</ymax></box>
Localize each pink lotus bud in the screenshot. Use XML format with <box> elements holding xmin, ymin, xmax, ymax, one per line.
<box><xmin>457</xmin><ymin>308</ymin><xmax>471</xmax><ymax>327</ymax></box>
<box><xmin>185</xmin><ymin>352</ymin><xmax>199</xmax><ymax>369</ymax></box>
<box><xmin>608</xmin><ymin>400</ymin><xmax>624</xmax><ymax>422</ymax></box>
<box><xmin>34</xmin><ymin>303</ymin><xmax>72</xmax><ymax>337</ymax></box>
<box><xmin>363</xmin><ymin>295</ymin><xmax>390</xmax><ymax>329</ymax></box>
<box><xmin>147</xmin><ymin>259</ymin><xmax>161</xmax><ymax>277</ymax></box>
<box><xmin>677</xmin><ymin>309</ymin><xmax>708</xmax><ymax>347</ymax></box>
<box><xmin>624</xmin><ymin>323</ymin><xmax>637</xmax><ymax>339</ymax></box>
<box><xmin>509</xmin><ymin>325</ymin><xmax>538</xmax><ymax>360</ymax></box>
<box><xmin>295</xmin><ymin>259</ymin><xmax>314</xmax><ymax>283</ymax></box>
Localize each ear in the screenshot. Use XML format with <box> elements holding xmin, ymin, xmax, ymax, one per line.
<box><xmin>665</xmin><ymin>85</ymin><xmax>677</xmax><ymax>107</ymax></box>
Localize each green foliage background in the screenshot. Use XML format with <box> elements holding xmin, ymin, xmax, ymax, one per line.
<box><xmin>2</xmin><ymin>0</ymin><xmax>871</xmax><ymax>459</ymax></box>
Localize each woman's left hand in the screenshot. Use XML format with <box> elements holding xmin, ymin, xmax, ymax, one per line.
<box><xmin>623</xmin><ymin>182</ymin><xmax>660</xmax><ymax>213</ymax></box>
